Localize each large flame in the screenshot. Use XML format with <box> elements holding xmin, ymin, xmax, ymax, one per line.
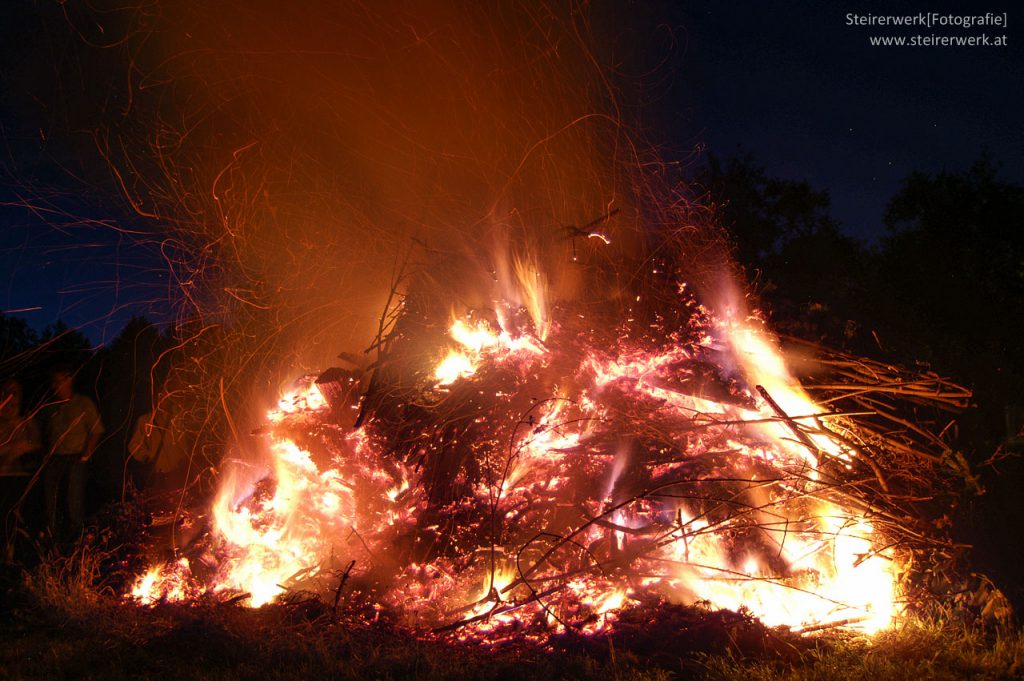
<box><xmin>132</xmin><ymin>285</ymin><xmax>900</xmax><ymax>637</ymax></box>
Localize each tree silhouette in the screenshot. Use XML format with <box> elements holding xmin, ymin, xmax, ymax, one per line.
<box><xmin>878</xmin><ymin>158</ymin><xmax>1024</xmax><ymax>444</ymax></box>
<box><xmin>38</xmin><ymin>321</ymin><xmax>93</xmax><ymax>370</ymax></box>
<box><xmin>695</xmin><ymin>152</ymin><xmax>839</xmax><ymax>265</ymax></box>
<box><xmin>697</xmin><ymin>153</ymin><xmax>1024</xmax><ymax>452</ymax></box>
<box><xmin>695</xmin><ymin>153</ymin><xmax>875</xmax><ymax>348</ymax></box>
<box><xmin>0</xmin><ymin>313</ymin><xmax>39</xmax><ymax>365</ymax></box>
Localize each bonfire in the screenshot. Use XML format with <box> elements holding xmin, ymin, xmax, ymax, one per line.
<box><xmin>129</xmin><ymin>225</ymin><xmax>976</xmax><ymax>643</ymax></box>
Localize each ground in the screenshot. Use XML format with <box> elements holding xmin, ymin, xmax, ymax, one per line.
<box><xmin>1</xmin><ymin>553</ymin><xmax>1022</xmax><ymax>680</ymax></box>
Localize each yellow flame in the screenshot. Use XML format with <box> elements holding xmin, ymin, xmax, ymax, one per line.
<box><xmin>435</xmin><ymin>350</ymin><xmax>478</xmax><ymax>385</ymax></box>
<box><xmin>449</xmin><ymin>319</ymin><xmax>496</xmax><ymax>353</ymax></box>
<box><xmin>433</xmin><ymin>316</ymin><xmax>545</xmax><ymax>387</ymax></box>
<box><xmin>130</xmin><ymin>558</ymin><xmax>197</xmax><ymax>605</ymax></box>
<box><xmin>720</xmin><ymin>317</ymin><xmax>844</xmax><ymax>465</ymax></box>
<box><xmin>662</xmin><ymin>503</ymin><xmax>897</xmax><ymax>633</ymax></box>
<box><xmin>512</xmin><ymin>253</ymin><xmax>550</xmax><ymax>341</ymax></box>
<box><xmin>202</xmin><ymin>382</ymin><xmax>420</xmax><ymax>607</ymax></box>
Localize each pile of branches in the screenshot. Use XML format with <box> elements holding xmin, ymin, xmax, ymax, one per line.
<box><xmin>121</xmin><ymin>222</ymin><xmax>987</xmax><ymax>633</ymax></box>
<box><xmin>783</xmin><ymin>336</ymin><xmax>979</xmax><ymax>604</ymax></box>
<box><xmin>321</xmin><ymin>238</ymin><xmax>984</xmax><ymax>634</ymax></box>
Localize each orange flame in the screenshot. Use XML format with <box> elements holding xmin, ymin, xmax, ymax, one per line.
<box><xmin>131</xmin><ymin>292</ymin><xmax>900</xmax><ymax>637</ymax></box>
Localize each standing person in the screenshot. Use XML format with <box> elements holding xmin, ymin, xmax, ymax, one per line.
<box><xmin>42</xmin><ymin>368</ymin><xmax>105</xmax><ymax>538</ymax></box>
<box><xmin>1</xmin><ymin>378</ymin><xmax>41</xmax><ymax>559</ymax></box>
<box><xmin>128</xmin><ymin>401</ymin><xmax>190</xmax><ymax>495</ymax></box>
<box><xmin>0</xmin><ymin>379</ymin><xmax>41</xmax><ymax>471</ymax></box>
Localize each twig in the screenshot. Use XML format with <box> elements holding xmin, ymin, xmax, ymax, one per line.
<box><xmin>332</xmin><ymin>559</ymin><xmax>357</xmax><ymax>621</ymax></box>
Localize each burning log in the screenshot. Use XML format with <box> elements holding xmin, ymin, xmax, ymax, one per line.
<box><xmin>314</xmin><ymin>367</ymin><xmax>364</xmax><ymax>424</ymax></box>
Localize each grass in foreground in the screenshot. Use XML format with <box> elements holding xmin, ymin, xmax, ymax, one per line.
<box><xmin>702</xmin><ymin>615</ymin><xmax>1023</xmax><ymax>681</ymax></box>
<box><xmin>1</xmin><ymin>549</ymin><xmax>1022</xmax><ymax>680</ymax></box>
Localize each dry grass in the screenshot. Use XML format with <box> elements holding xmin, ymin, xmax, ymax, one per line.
<box><xmin>3</xmin><ymin>550</ymin><xmax>1021</xmax><ymax>680</ymax></box>
<box><xmin>2</xmin><ymin>553</ymin><xmax>667</xmax><ymax>680</ymax></box>
<box><xmin>702</xmin><ymin>609</ymin><xmax>1024</xmax><ymax>681</ymax></box>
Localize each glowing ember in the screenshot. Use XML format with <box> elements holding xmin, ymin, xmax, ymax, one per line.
<box><xmin>130</xmin><ymin>279</ymin><xmax>903</xmax><ymax>639</ymax></box>
<box><xmin>130</xmin><ymin>558</ymin><xmax>199</xmax><ymax>605</ymax></box>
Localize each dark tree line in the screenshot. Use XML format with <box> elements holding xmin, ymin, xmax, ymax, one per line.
<box><xmin>696</xmin><ymin>154</ymin><xmax>1024</xmax><ymax>456</ymax></box>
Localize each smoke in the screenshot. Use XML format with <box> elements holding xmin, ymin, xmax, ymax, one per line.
<box><xmin>41</xmin><ymin>1</ymin><xmax>733</xmax><ymax>459</ymax></box>
<box><xmin>140</xmin><ymin>2</ymin><xmax>626</xmax><ymax>338</ymax></box>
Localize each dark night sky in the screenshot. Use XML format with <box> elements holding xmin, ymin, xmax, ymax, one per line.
<box><xmin>1</xmin><ymin>0</ymin><xmax>1021</xmax><ymax>344</ymax></box>
<box><xmin>666</xmin><ymin>0</ymin><xmax>1023</xmax><ymax>240</ymax></box>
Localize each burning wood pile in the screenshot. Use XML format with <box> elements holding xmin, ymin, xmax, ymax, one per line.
<box><xmin>129</xmin><ymin>227</ymin><xmax>977</xmax><ymax>644</ymax></box>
